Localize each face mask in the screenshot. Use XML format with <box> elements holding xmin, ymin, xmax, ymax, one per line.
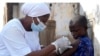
<box><xmin>31</xmin><ymin>18</ymin><xmax>46</xmax><ymax>31</ymax></box>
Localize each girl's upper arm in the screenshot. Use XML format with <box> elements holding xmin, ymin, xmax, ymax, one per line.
<box><xmin>61</xmin><ymin>39</ymin><xmax>80</xmax><ymax>56</ymax></box>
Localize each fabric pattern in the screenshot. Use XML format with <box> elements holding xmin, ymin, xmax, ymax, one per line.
<box><xmin>73</xmin><ymin>36</ymin><xmax>94</xmax><ymax>56</ymax></box>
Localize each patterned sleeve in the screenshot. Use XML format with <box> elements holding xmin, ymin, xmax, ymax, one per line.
<box><xmin>79</xmin><ymin>38</ymin><xmax>94</xmax><ymax>56</ymax></box>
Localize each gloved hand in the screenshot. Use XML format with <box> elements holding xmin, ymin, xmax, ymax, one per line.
<box><xmin>59</xmin><ymin>36</ymin><xmax>72</xmax><ymax>54</ymax></box>
<box><xmin>51</xmin><ymin>36</ymin><xmax>72</xmax><ymax>53</ymax></box>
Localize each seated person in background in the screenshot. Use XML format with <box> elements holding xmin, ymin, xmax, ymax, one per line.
<box><xmin>60</xmin><ymin>15</ymin><xmax>94</xmax><ymax>56</ymax></box>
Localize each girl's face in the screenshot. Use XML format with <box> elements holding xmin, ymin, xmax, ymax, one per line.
<box><xmin>69</xmin><ymin>23</ymin><xmax>86</xmax><ymax>39</ymax></box>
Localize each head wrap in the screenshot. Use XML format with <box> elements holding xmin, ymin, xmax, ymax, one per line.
<box><xmin>21</xmin><ymin>3</ymin><xmax>50</xmax><ymax>17</ymax></box>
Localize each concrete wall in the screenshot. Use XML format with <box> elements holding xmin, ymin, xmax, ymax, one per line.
<box><xmin>93</xmin><ymin>4</ymin><xmax>100</xmax><ymax>56</ymax></box>
<box><xmin>50</xmin><ymin>3</ymin><xmax>78</xmax><ymax>37</ymax></box>
<box><xmin>93</xmin><ymin>24</ymin><xmax>100</xmax><ymax>56</ymax></box>
<box><xmin>0</xmin><ymin>3</ymin><xmax>5</xmax><ymax>32</ymax></box>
